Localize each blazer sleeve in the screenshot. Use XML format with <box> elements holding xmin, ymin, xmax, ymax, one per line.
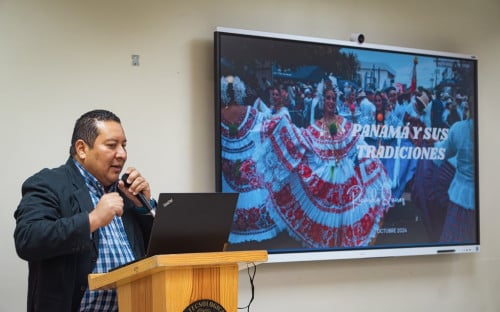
<box><xmin>14</xmin><ymin>169</ymin><xmax>93</xmax><ymax>262</ymax></box>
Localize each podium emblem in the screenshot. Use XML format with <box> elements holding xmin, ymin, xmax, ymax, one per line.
<box><xmin>183</xmin><ymin>299</ymin><xmax>226</xmax><ymax>312</ymax></box>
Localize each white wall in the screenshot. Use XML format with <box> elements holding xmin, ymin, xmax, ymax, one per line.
<box><xmin>1</xmin><ymin>0</ymin><xmax>499</xmax><ymax>311</ymax></box>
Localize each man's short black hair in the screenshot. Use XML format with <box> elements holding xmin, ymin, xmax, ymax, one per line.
<box><xmin>69</xmin><ymin>109</ymin><xmax>121</xmax><ymax>156</ymax></box>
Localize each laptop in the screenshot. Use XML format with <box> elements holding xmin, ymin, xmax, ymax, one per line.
<box><xmin>145</xmin><ymin>192</ymin><xmax>239</xmax><ymax>256</ymax></box>
<box><xmin>109</xmin><ymin>192</ymin><xmax>239</xmax><ymax>271</ymax></box>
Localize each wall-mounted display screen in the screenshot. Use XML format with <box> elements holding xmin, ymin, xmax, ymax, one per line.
<box><xmin>214</xmin><ymin>27</ymin><xmax>479</xmax><ymax>263</ymax></box>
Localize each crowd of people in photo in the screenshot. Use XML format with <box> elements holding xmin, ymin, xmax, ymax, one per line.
<box><xmin>221</xmin><ymin>75</ymin><xmax>392</xmax><ymax>249</ymax></box>
<box><xmin>221</xmin><ymin>72</ymin><xmax>476</xmax><ymax>249</ymax></box>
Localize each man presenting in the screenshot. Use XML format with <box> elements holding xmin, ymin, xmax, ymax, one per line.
<box><xmin>14</xmin><ymin>109</ymin><xmax>155</xmax><ymax>311</ymax></box>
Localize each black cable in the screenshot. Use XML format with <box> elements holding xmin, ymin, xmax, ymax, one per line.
<box><xmin>238</xmin><ymin>262</ymin><xmax>257</xmax><ymax>312</ymax></box>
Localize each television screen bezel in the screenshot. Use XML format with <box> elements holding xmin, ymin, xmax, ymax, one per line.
<box><xmin>214</xmin><ymin>27</ymin><xmax>480</xmax><ymax>263</ymax></box>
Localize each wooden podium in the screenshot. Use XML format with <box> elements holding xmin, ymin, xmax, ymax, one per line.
<box><xmin>88</xmin><ymin>250</ymin><xmax>268</xmax><ymax>312</ymax></box>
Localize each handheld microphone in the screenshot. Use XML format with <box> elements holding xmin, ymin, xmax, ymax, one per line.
<box><xmin>121</xmin><ymin>173</ymin><xmax>154</xmax><ymax>212</ymax></box>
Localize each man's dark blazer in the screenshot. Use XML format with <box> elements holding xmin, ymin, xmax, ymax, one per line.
<box><xmin>14</xmin><ymin>158</ymin><xmax>153</xmax><ymax>312</ymax></box>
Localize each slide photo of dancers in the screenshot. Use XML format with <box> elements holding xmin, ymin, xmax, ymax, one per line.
<box><xmin>215</xmin><ymin>29</ymin><xmax>479</xmax><ymax>256</ymax></box>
